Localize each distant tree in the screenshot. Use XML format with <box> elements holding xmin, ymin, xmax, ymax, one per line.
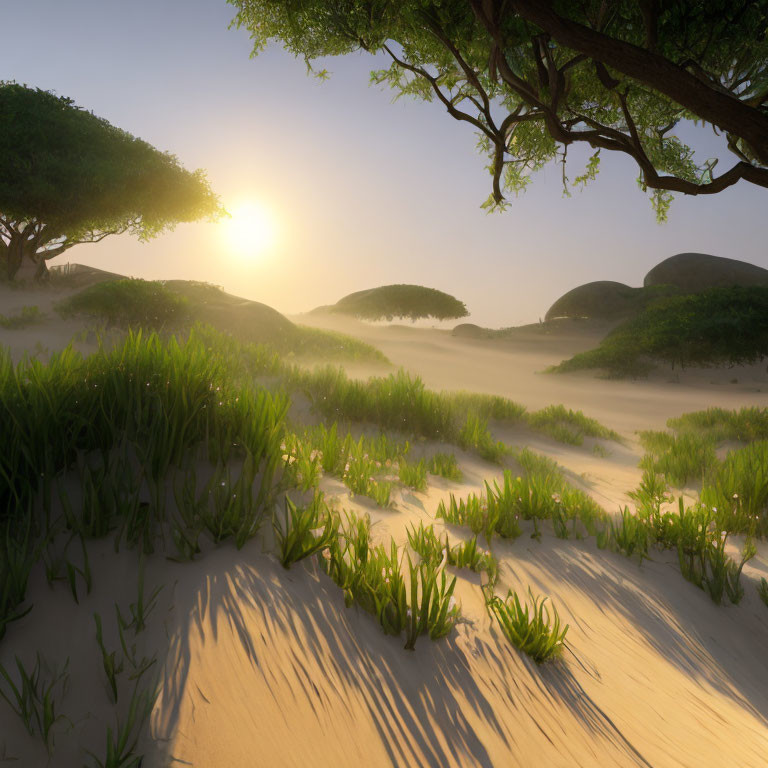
<box><xmin>229</xmin><ymin>0</ymin><xmax>768</xmax><ymax>220</ymax></box>
<box><xmin>332</xmin><ymin>284</ymin><xmax>469</xmax><ymax>321</ymax></box>
<box><xmin>0</xmin><ymin>83</ymin><xmax>223</xmax><ymax>280</ymax></box>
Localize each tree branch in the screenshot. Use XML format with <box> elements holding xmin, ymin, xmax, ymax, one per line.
<box><xmin>491</xmin><ymin>0</ymin><xmax>768</xmax><ymax>165</ymax></box>
<box><xmin>381</xmin><ymin>44</ymin><xmax>497</xmax><ymax>141</ymax></box>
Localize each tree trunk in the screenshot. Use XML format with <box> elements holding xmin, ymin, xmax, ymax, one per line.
<box><xmin>34</xmin><ymin>256</ymin><xmax>50</xmax><ymax>281</ymax></box>
<box><xmin>4</xmin><ymin>233</ymin><xmax>25</xmax><ymax>280</ymax></box>
<box><xmin>3</xmin><ymin>233</ymin><xmax>47</xmax><ymax>281</ymax></box>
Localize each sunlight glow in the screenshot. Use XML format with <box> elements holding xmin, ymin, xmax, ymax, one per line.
<box><xmin>222</xmin><ymin>200</ymin><xmax>276</xmax><ymax>258</ymax></box>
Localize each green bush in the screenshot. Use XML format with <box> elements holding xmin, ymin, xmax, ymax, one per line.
<box><xmin>551</xmin><ymin>286</ymin><xmax>768</xmax><ymax>376</ymax></box>
<box><xmin>58</xmin><ymin>279</ymin><xmax>190</xmax><ymax>328</ymax></box>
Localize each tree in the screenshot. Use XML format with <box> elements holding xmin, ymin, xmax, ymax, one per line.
<box><xmin>229</xmin><ymin>0</ymin><xmax>768</xmax><ymax>220</ymax></box>
<box><xmin>332</xmin><ymin>284</ymin><xmax>469</xmax><ymax>320</ymax></box>
<box><xmin>0</xmin><ymin>83</ymin><xmax>223</xmax><ymax>280</ymax></box>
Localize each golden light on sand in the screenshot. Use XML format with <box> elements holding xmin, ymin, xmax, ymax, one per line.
<box><xmin>222</xmin><ymin>200</ymin><xmax>276</xmax><ymax>258</ymax></box>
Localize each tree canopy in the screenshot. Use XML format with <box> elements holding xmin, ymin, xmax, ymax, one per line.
<box><xmin>229</xmin><ymin>0</ymin><xmax>768</xmax><ymax>220</ymax></box>
<box><xmin>331</xmin><ymin>284</ymin><xmax>469</xmax><ymax>321</ymax></box>
<box><xmin>0</xmin><ymin>83</ymin><xmax>223</xmax><ymax>279</ymax></box>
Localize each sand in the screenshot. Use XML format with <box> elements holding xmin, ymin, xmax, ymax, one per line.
<box><xmin>2</xmin><ymin>285</ymin><xmax>768</xmax><ymax>767</ymax></box>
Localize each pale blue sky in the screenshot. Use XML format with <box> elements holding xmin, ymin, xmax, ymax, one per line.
<box><xmin>3</xmin><ymin>0</ymin><xmax>766</xmax><ymax>326</ymax></box>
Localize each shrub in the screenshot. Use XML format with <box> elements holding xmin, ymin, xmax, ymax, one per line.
<box><xmin>551</xmin><ymin>286</ymin><xmax>768</xmax><ymax>376</ymax></box>
<box><xmin>58</xmin><ymin>279</ymin><xmax>190</xmax><ymax>328</ymax></box>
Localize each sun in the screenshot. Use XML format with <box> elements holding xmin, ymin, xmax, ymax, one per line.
<box><xmin>222</xmin><ymin>200</ymin><xmax>276</xmax><ymax>258</ymax></box>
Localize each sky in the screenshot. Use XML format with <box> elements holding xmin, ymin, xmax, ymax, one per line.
<box><xmin>3</xmin><ymin>0</ymin><xmax>767</xmax><ymax>327</ymax></box>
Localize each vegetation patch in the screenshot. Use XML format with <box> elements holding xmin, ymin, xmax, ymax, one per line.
<box><xmin>58</xmin><ymin>279</ymin><xmax>190</xmax><ymax>329</ymax></box>
<box><xmin>330</xmin><ymin>284</ymin><xmax>468</xmax><ymax>322</ymax></box>
<box><xmin>667</xmin><ymin>406</ymin><xmax>768</xmax><ymax>443</ymax></box>
<box><xmin>638</xmin><ymin>407</ymin><xmax>768</xmax><ymax>489</ymax></box>
<box><xmin>427</xmin><ymin>452</ymin><xmax>462</xmax><ymax>482</ymax></box>
<box><xmin>289</xmin><ymin>325</ymin><xmax>389</xmax><ymax>363</ymax></box>
<box><xmin>0</xmin><ymin>305</ymin><xmax>43</xmax><ymax>329</ymax></box>
<box><xmin>437</xmin><ymin>466</ymin><xmax>605</xmax><ymax>543</ymax></box>
<box><xmin>638</xmin><ymin>430</ymin><xmax>718</xmax><ymax>487</ymax></box>
<box><xmin>316</xmin><ymin>511</ymin><xmax>461</xmax><ymax>650</ymax></box>
<box><xmin>487</xmin><ymin>589</ymin><xmax>569</xmax><ymax>663</ymax></box>
<box><xmin>58</xmin><ymin>278</ymin><xmax>389</xmax><ymax>364</ymax></box>
<box><xmin>550</xmin><ymin>286</ymin><xmax>768</xmax><ymax>376</ymax></box>
<box><xmin>700</xmin><ymin>441</ymin><xmax>768</xmax><ymax>536</ymax></box>
<box><xmin>528</xmin><ymin>404</ymin><xmax>621</xmax><ymax>446</ymax></box>
<box><xmin>288</xmin><ymin>365</ymin><xmax>617</xmax><ymax>453</ymax></box>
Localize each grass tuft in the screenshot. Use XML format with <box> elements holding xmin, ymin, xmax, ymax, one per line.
<box><xmin>487</xmin><ymin>588</ymin><xmax>569</xmax><ymax>663</ymax></box>
<box><xmin>427</xmin><ymin>452</ymin><xmax>462</xmax><ymax>481</ymax></box>
<box><xmin>0</xmin><ymin>305</ymin><xmax>43</xmax><ymax>329</ymax></box>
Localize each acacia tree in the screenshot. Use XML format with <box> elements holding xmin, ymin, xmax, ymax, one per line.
<box><xmin>0</xmin><ymin>83</ymin><xmax>223</xmax><ymax>280</ymax></box>
<box><xmin>229</xmin><ymin>0</ymin><xmax>768</xmax><ymax>219</ymax></box>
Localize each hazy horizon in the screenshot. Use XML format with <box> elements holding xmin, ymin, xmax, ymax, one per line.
<box><xmin>4</xmin><ymin>0</ymin><xmax>767</xmax><ymax>327</ymax></box>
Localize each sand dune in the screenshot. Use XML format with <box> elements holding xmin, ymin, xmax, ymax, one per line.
<box><xmin>148</xmin><ymin>475</ymin><xmax>768</xmax><ymax>768</ymax></box>
<box><xmin>2</xmin><ymin>286</ymin><xmax>768</xmax><ymax>767</ymax></box>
